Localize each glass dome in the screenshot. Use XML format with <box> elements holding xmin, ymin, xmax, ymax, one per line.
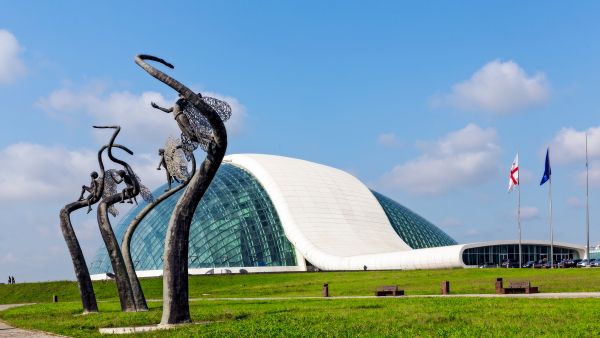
<box><xmin>90</xmin><ymin>163</ymin><xmax>297</xmax><ymax>274</ymax></box>
<box><xmin>372</xmin><ymin>191</ymin><xmax>457</xmax><ymax>249</ymax></box>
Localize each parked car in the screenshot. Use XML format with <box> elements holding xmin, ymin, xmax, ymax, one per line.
<box><xmin>566</xmin><ymin>259</ymin><xmax>582</xmax><ymax>268</ymax></box>
<box><xmin>522</xmin><ymin>260</ymin><xmax>536</xmax><ymax>268</ymax></box>
<box><xmin>558</xmin><ymin>259</ymin><xmax>577</xmax><ymax>268</ymax></box>
<box><xmin>577</xmin><ymin>259</ymin><xmax>591</xmax><ymax>267</ymax></box>
<box><xmin>533</xmin><ymin>260</ymin><xmax>546</xmax><ymax>269</ymax></box>
<box><xmin>479</xmin><ymin>262</ymin><xmax>496</xmax><ymax>268</ymax></box>
<box><xmin>572</xmin><ymin>259</ymin><xmax>582</xmax><ymax>266</ymax></box>
<box><xmin>501</xmin><ymin>260</ymin><xmax>520</xmax><ymax>268</ymax></box>
<box><xmin>591</xmin><ymin>260</ymin><xmax>600</xmax><ymax>267</ymax></box>
<box><xmin>542</xmin><ymin>261</ymin><xmax>558</xmax><ymax>269</ymax></box>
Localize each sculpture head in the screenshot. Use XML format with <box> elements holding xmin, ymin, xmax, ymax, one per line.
<box><xmin>158</xmin><ymin>148</ymin><xmax>165</xmax><ymax>156</ymax></box>
<box><xmin>117</xmin><ymin>169</ymin><xmax>127</xmax><ymax>177</ymax></box>
<box><xmin>90</xmin><ymin>171</ymin><xmax>99</xmax><ymax>179</ymax></box>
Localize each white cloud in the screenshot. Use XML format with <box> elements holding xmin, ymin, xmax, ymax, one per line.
<box><xmin>431</xmin><ymin>60</ymin><xmax>549</xmax><ymax>114</ymax></box>
<box><xmin>519</xmin><ymin>206</ymin><xmax>540</xmax><ymax>221</ymax></box>
<box><xmin>575</xmin><ymin>160</ymin><xmax>600</xmax><ymax>188</ymax></box>
<box><xmin>0</xmin><ymin>142</ymin><xmax>166</xmax><ymax>202</ymax></box>
<box><xmin>380</xmin><ymin>124</ymin><xmax>500</xmax><ymax>195</ymax></box>
<box><xmin>0</xmin><ymin>143</ymin><xmax>96</xmax><ymax>201</ymax></box>
<box><xmin>38</xmin><ymin>83</ymin><xmax>247</xmax><ymax>153</ymax></box>
<box><xmin>377</xmin><ymin>133</ymin><xmax>402</xmax><ymax>148</ymax></box>
<box><xmin>550</xmin><ymin>126</ymin><xmax>600</xmax><ymax>164</ymax></box>
<box><xmin>0</xmin><ymin>29</ymin><xmax>26</xmax><ymax>84</ymax></box>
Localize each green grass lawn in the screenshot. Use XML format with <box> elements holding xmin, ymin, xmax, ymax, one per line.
<box><xmin>3</xmin><ymin>268</ymin><xmax>600</xmax><ymax>304</ymax></box>
<box><xmin>2</xmin><ymin>297</ymin><xmax>600</xmax><ymax>337</ymax></box>
<box><xmin>3</xmin><ymin>269</ymin><xmax>600</xmax><ymax>337</ymax></box>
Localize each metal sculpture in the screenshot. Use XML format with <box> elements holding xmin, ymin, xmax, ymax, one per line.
<box><xmin>59</xmin><ymin>132</ymin><xmax>131</xmax><ymax>314</ymax></box>
<box><xmin>136</xmin><ymin>54</ymin><xmax>228</xmax><ymax>325</ymax></box>
<box><xmin>78</xmin><ymin>171</ymin><xmax>100</xmax><ymax>213</ymax></box>
<box><xmin>94</xmin><ymin>125</ymin><xmax>151</xmax><ymax>312</ymax></box>
<box><xmin>120</xmin><ymin>140</ymin><xmax>197</xmax><ymax>315</ymax></box>
<box><xmin>151</xmin><ymin>91</ymin><xmax>231</xmax><ymax>160</ymax></box>
<box><xmin>157</xmin><ymin>137</ymin><xmax>190</xmax><ymax>191</ymax></box>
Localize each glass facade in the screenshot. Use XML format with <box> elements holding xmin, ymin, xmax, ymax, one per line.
<box><xmin>371</xmin><ymin>191</ymin><xmax>457</xmax><ymax>249</ymax></box>
<box><xmin>89</xmin><ymin>163</ymin><xmax>297</xmax><ymax>274</ymax></box>
<box><xmin>461</xmin><ymin>244</ymin><xmax>580</xmax><ymax>266</ymax></box>
<box><xmin>90</xmin><ymin>162</ymin><xmax>461</xmax><ymax>274</ymax></box>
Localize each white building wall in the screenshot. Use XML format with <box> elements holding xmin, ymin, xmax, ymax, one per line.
<box><xmin>227</xmin><ymin>154</ymin><xmax>412</xmax><ymax>269</ymax></box>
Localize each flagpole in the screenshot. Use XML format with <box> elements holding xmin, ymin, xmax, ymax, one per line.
<box><xmin>586</xmin><ymin>133</ymin><xmax>590</xmax><ymax>263</ymax></box>
<box><xmin>518</xmin><ymin>153</ymin><xmax>522</xmax><ymax>268</ymax></box>
<box><xmin>550</xmin><ymin>168</ymin><xmax>554</xmax><ymax>269</ymax></box>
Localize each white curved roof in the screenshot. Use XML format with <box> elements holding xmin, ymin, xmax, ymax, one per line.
<box><xmin>227</xmin><ymin>154</ymin><xmax>464</xmax><ymax>270</ymax></box>
<box><xmin>227</xmin><ymin>154</ymin><xmax>412</xmax><ymax>265</ymax></box>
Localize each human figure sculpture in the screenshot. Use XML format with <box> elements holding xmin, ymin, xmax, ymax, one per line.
<box><xmin>113</xmin><ymin>169</ymin><xmax>137</xmax><ymax>204</ymax></box>
<box><xmin>157</xmin><ymin>148</ymin><xmax>181</xmax><ymax>191</ymax></box>
<box><xmin>151</xmin><ymin>96</ymin><xmax>199</xmax><ymax>144</ymax></box>
<box><xmin>78</xmin><ymin>171</ymin><xmax>100</xmax><ymax>213</ymax></box>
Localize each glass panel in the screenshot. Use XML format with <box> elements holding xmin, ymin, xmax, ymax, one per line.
<box><xmin>90</xmin><ymin>163</ymin><xmax>296</xmax><ymax>273</ymax></box>
<box><xmin>371</xmin><ymin>191</ymin><xmax>457</xmax><ymax>249</ymax></box>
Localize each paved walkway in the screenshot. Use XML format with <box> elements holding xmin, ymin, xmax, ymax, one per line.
<box><xmin>0</xmin><ymin>304</ymin><xmax>59</xmax><ymax>338</ymax></box>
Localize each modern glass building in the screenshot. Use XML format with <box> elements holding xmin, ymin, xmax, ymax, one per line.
<box><xmin>461</xmin><ymin>243</ymin><xmax>581</xmax><ymax>266</ymax></box>
<box><xmin>89</xmin><ymin>154</ymin><xmax>584</xmax><ymax>278</ymax></box>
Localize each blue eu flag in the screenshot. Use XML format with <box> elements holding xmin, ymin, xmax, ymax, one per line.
<box><xmin>540</xmin><ymin>148</ymin><xmax>551</xmax><ymax>185</ymax></box>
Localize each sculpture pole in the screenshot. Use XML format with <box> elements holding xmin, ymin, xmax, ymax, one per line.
<box><xmin>135</xmin><ymin>55</ymin><xmax>228</xmax><ymax>324</ymax></box>
<box><xmin>120</xmin><ymin>154</ymin><xmax>196</xmax><ymax>312</ymax></box>
<box><xmin>59</xmin><ymin>201</ymin><xmax>99</xmax><ymax>314</ymax></box>
<box><xmin>94</xmin><ymin>126</ymin><xmax>138</xmax><ymax>312</ymax></box>
<box><xmin>59</xmin><ymin>142</ymin><xmax>129</xmax><ymax>314</ymax></box>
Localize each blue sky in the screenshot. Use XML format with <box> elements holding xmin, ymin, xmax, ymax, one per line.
<box><xmin>1</xmin><ymin>2</ymin><xmax>600</xmax><ymax>281</ymax></box>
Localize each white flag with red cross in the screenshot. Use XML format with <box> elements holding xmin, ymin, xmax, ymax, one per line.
<box><xmin>508</xmin><ymin>153</ymin><xmax>519</xmax><ymax>192</ymax></box>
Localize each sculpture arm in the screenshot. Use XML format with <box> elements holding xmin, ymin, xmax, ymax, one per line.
<box><xmin>112</xmin><ymin>174</ymin><xmax>123</xmax><ymax>184</ymax></box>
<box><xmin>151</xmin><ymin>102</ymin><xmax>173</xmax><ymax>113</ymax></box>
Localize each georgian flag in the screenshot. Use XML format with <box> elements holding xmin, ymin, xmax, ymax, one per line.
<box><xmin>508</xmin><ymin>153</ymin><xmax>519</xmax><ymax>192</ymax></box>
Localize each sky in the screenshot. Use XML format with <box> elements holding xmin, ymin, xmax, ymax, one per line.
<box><xmin>1</xmin><ymin>2</ymin><xmax>600</xmax><ymax>281</ymax></box>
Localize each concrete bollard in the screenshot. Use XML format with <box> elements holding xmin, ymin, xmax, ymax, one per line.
<box><xmin>322</xmin><ymin>283</ymin><xmax>329</xmax><ymax>297</ymax></box>
<box><xmin>441</xmin><ymin>281</ymin><xmax>450</xmax><ymax>295</ymax></box>
<box><xmin>53</xmin><ymin>295</ymin><xmax>58</xmax><ymax>303</ymax></box>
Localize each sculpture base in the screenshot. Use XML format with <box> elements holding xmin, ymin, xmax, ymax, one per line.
<box><xmin>98</xmin><ymin>321</ymin><xmax>215</xmax><ymax>335</ymax></box>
